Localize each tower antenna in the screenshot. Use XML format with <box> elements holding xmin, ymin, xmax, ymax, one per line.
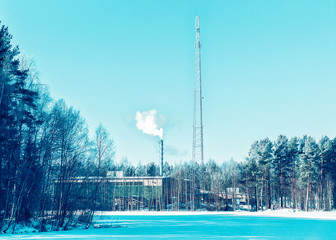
<box><xmin>192</xmin><ymin>16</ymin><xmax>204</xmax><ymax>166</ymax></box>
<box><xmin>191</xmin><ymin>16</ymin><xmax>204</xmax><ymax>210</ymax></box>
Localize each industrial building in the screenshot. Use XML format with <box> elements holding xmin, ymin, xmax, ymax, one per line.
<box><xmin>57</xmin><ymin>171</ymin><xmax>246</xmax><ymax>211</ymax></box>
<box><xmin>59</xmin><ymin>171</ymin><xmax>192</xmax><ymax>211</ymax></box>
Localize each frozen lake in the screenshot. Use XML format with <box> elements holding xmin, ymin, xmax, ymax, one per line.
<box><xmin>3</xmin><ymin>213</ymin><xmax>336</xmax><ymax>239</ymax></box>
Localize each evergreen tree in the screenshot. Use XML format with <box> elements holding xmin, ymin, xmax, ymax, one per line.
<box><xmin>318</xmin><ymin>136</ymin><xmax>332</xmax><ymax>210</ymax></box>
<box><xmin>331</xmin><ymin>138</ymin><xmax>336</xmax><ymax>209</ymax></box>
<box><xmin>299</xmin><ymin>137</ymin><xmax>320</xmax><ymax>211</ymax></box>
<box><xmin>258</xmin><ymin>138</ymin><xmax>273</xmax><ymax>209</ymax></box>
<box><xmin>246</xmin><ymin>141</ymin><xmax>261</xmax><ymax>211</ymax></box>
<box><xmin>273</xmin><ymin>135</ymin><xmax>291</xmax><ymax>208</ymax></box>
<box><xmin>288</xmin><ymin>137</ymin><xmax>299</xmax><ymax>209</ymax></box>
<box><xmin>0</xmin><ymin>22</ymin><xmax>40</xmax><ymax>232</ymax></box>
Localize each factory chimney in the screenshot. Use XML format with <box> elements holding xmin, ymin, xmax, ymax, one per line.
<box><xmin>159</xmin><ymin>139</ymin><xmax>163</xmax><ymax>176</ymax></box>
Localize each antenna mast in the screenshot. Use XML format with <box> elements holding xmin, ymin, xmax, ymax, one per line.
<box><xmin>191</xmin><ymin>16</ymin><xmax>204</xmax><ymax>210</ymax></box>
<box><xmin>192</xmin><ymin>16</ymin><xmax>204</xmax><ymax>166</ymax></box>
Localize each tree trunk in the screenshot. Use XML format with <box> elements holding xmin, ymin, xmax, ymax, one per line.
<box><xmin>320</xmin><ymin>160</ymin><xmax>324</xmax><ymax>210</ymax></box>
<box><xmin>260</xmin><ymin>173</ymin><xmax>264</xmax><ymax>211</ymax></box>
<box><xmin>255</xmin><ymin>179</ymin><xmax>258</xmax><ymax>211</ymax></box>
<box><xmin>280</xmin><ymin>171</ymin><xmax>283</xmax><ymax>208</ymax></box>
<box><xmin>292</xmin><ymin>169</ymin><xmax>296</xmax><ymax>209</ymax></box>
<box><xmin>305</xmin><ymin>179</ymin><xmax>310</xmax><ymax>211</ymax></box>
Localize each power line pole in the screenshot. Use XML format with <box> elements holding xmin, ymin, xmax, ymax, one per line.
<box><xmin>192</xmin><ymin>16</ymin><xmax>204</xmax><ymax>210</ymax></box>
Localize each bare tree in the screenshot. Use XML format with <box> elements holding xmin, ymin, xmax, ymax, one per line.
<box><xmin>85</xmin><ymin>124</ymin><xmax>115</xmax><ymax>228</ymax></box>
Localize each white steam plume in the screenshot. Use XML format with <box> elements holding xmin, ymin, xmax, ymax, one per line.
<box><xmin>135</xmin><ymin>110</ymin><xmax>163</xmax><ymax>139</ymax></box>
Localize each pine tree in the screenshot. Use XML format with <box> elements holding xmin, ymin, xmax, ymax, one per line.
<box><xmin>246</xmin><ymin>141</ymin><xmax>261</xmax><ymax>211</ymax></box>
<box><xmin>299</xmin><ymin>137</ymin><xmax>320</xmax><ymax>211</ymax></box>
<box><xmin>273</xmin><ymin>135</ymin><xmax>291</xmax><ymax>208</ymax></box>
<box><xmin>318</xmin><ymin>136</ymin><xmax>332</xmax><ymax>210</ymax></box>
<box><xmin>288</xmin><ymin>137</ymin><xmax>299</xmax><ymax>209</ymax></box>
<box><xmin>258</xmin><ymin>138</ymin><xmax>273</xmax><ymax>209</ymax></box>
<box><xmin>0</xmin><ymin>22</ymin><xmax>40</xmax><ymax>232</ymax></box>
<box><xmin>330</xmin><ymin>138</ymin><xmax>336</xmax><ymax>209</ymax></box>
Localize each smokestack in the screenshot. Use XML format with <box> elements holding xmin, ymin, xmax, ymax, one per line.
<box><xmin>160</xmin><ymin>139</ymin><xmax>163</xmax><ymax>176</ymax></box>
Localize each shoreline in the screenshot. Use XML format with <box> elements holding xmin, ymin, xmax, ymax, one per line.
<box><xmin>96</xmin><ymin>209</ymin><xmax>336</xmax><ymax>220</ymax></box>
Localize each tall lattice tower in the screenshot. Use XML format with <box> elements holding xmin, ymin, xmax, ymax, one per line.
<box><xmin>192</xmin><ymin>16</ymin><xmax>204</xmax><ymax>166</ymax></box>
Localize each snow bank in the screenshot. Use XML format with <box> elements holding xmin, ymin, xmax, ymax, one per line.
<box><xmin>232</xmin><ymin>209</ymin><xmax>336</xmax><ymax>220</ymax></box>
<box><xmin>96</xmin><ymin>209</ymin><xmax>336</xmax><ymax>220</ymax></box>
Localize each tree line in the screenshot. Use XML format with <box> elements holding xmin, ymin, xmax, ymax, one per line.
<box><xmin>107</xmin><ymin>134</ymin><xmax>336</xmax><ymax>213</ymax></box>
<box><xmin>241</xmin><ymin>135</ymin><xmax>336</xmax><ymax>211</ymax></box>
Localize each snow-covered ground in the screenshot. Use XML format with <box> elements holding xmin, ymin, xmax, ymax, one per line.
<box><xmin>98</xmin><ymin>209</ymin><xmax>336</xmax><ymax>220</ymax></box>
<box><xmin>3</xmin><ymin>210</ymin><xmax>336</xmax><ymax>239</ymax></box>
<box><xmin>232</xmin><ymin>209</ymin><xmax>336</xmax><ymax>220</ymax></box>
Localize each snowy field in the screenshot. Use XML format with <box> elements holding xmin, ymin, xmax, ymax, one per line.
<box><xmin>3</xmin><ymin>211</ymin><xmax>336</xmax><ymax>240</ymax></box>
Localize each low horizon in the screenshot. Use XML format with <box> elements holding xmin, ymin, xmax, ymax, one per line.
<box><xmin>1</xmin><ymin>1</ymin><xmax>336</xmax><ymax>237</ymax></box>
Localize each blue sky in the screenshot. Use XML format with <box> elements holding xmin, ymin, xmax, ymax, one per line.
<box><xmin>1</xmin><ymin>0</ymin><xmax>335</xmax><ymax>165</ymax></box>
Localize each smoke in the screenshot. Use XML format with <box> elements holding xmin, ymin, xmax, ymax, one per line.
<box><xmin>135</xmin><ymin>110</ymin><xmax>163</xmax><ymax>139</ymax></box>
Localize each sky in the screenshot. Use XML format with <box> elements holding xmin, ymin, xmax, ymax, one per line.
<box><xmin>1</xmin><ymin>0</ymin><xmax>335</xmax><ymax>166</ymax></box>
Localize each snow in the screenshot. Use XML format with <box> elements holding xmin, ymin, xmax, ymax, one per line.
<box><xmin>2</xmin><ymin>211</ymin><xmax>336</xmax><ymax>239</ymax></box>
<box><xmin>97</xmin><ymin>209</ymin><xmax>336</xmax><ymax>220</ymax></box>
<box><xmin>231</xmin><ymin>209</ymin><xmax>336</xmax><ymax>220</ymax></box>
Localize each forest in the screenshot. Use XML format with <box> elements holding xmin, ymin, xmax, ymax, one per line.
<box><xmin>1</xmin><ymin>21</ymin><xmax>336</xmax><ymax>234</ymax></box>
